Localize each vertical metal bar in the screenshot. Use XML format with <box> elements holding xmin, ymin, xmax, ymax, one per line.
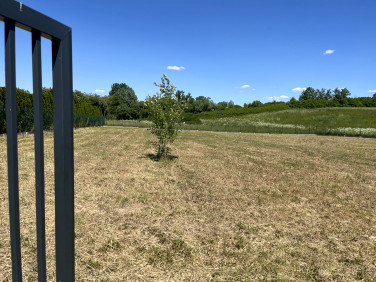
<box><xmin>32</xmin><ymin>30</ymin><xmax>47</xmax><ymax>282</ymax></box>
<box><xmin>52</xmin><ymin>31</ymin><xmax>75</xmax><ymax>282</ymax></box>
<box><xmin>5</xmin><ymin>18</ymin><xmax>23</xmax><ymax>281</ymax></box>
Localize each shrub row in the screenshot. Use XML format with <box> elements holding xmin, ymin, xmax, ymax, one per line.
<box><xmin>187</xmin><ymin>98</ymin><xmax>376</xmax><ymax>122</ymax></box>
<box><xmin>0</xmin><ymin>87</ymin><xmax>103</xmax><ymax>116</ymax></box>
<box><xmin>191</xmin><ymin>102</ymin><xmax>290</xmax><ymax>121</ymax></box>
<box><xmin>0</xmin><ymin>87</ymin><xmax>104</xmax><ymax>133</ymax></box>
<box><xmin>0</xmin><ymin>104</ymin><xmax>105</xmax><ymax>133</ymax></box>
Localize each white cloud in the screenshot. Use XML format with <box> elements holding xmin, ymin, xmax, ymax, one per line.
<box><xmin>268</xmin><ymin>95</ymin><xmax>289</xmax><ymax>101</ymax></box>
<box><xmin>323</xmin><ymin>49</ymin><xmax>335</xmax><ymax>55</ymax></box>
<box><xmin>240</xmin><ymin>84</ymin><xmax>250</xmax><ymax>89</ymax></box>
<box><xmin>167</xmin><ymin>66</ymin><xmax>185</xmax><ymax>71</ymax></box>
<box><xmin>94</xmin><ymin>89</ymin><xmax>105</xmax><ymax>93</ymax></box>
<box><xmin>292</xmin><ymin>87</ymin><xmax>306</xmax><ymax>92</ymax></box>
<box><xmin>368</xmin><ymin>89</ymin><xmax>376</xmax><ymax>93</ymax></box>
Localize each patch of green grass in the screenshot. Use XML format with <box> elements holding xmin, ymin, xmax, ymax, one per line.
<box><xmin>108</xmin><ymin>108</ymin><xmax>376</xmax><ymax>137</ymax></box>
<box><xmin>115</xmin><ymin>195</ymin><xmax>129</xmax><ymax>207</ymax></box>
<box><xmin>99</xmin><ymin>238</ymin><xmax>121</xmax><ymax>253</ymax></box>
<box><xmin>202</xmin><ymin>108</ymin><xmax>376</xmax><ymax>129</ymax></box>
<box><xmin>86</xmin><ymin>258</ymin><xmax>101</xmax><ymax>269</ymax></box>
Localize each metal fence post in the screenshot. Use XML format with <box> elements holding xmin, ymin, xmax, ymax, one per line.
<box><xmin>52</xmin><ymin>31</ymin><xmax>75</xmax><ymax>282</ymax></box>
<box><xmin>32</xmin><ymin>29</ymin><xmax>47</xmax><ymax>282</ymax></box>
<box><xmin>5</xmin><ymin>18</ymin><xmax>23</xmax><ymax>281</ymax></box>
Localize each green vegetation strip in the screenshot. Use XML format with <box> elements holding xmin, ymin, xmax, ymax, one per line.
<box><xmin>106</xmin><ymin>107</ymin><xmax>376</xmax><ymax>138</ymax></box>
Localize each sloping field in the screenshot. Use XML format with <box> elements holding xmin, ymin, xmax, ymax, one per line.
<box><xmin>202</xmin><ymin>107</ymin><xmax>376</xmax><ymax>129</ymax></box>
<box><xmin>1</xmin><ymin>127</ymin><xmax>376</xmax><ymax>280</ymax></box>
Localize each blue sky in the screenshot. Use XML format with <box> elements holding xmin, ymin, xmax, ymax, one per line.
<box><xmin>1</xmin><ymin>0</ymin><xmax>375</xmax><ymax>104</ymax></box>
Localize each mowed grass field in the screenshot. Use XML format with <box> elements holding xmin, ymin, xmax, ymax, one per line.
<box><xmin>1</xmin><ymin>127</ymin><xmax>376</xmax><ymax>280</ymax></box>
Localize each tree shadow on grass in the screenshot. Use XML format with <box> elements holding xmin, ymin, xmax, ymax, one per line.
<box><xmin>143</xmin><ymin>153</ymin><xmax>178</xmax><ymax>162</ymax></box>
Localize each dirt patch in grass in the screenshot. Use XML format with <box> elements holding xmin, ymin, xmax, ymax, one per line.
<box><xmin>1</xmin><ymin>127</ymin><xmax>376</xmax><ymax>280</ymax></box>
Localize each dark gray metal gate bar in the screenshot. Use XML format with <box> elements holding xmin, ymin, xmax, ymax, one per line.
<box><xmin>5</xmin><ymin>18</ymin><xmax>23</xmax><ymax>282</ymax></box>
<box><xmin>52</xmin><ymin>33</ymin><xmax>75</xmax><ymax>282</ymax></box>
<box><xmin>32</xmin><ymin>30</ymin><xmax>47</xmax><ymax>282</ymax></box>
<box><xmin>1</xmin><ymin>1</ymin><xmax>74</xmax><ymax>281</ymax></box>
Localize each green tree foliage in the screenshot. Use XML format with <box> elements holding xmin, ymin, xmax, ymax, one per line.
<box><xmin>0</xmin><ymin>87</ymin><xmax>103</xmax><ymax>133</ymax></box>
<box><xmin>228</xmin><ymin>100</ymin><xmax>235</xmax><ymax>108</ymax></box>
<box><xmin>249</xmin><ymin>100</ymin><xmax>263</xmax><ymax>107</ymax></box>
<box><xmin>298</xmin><ymin>87</ymin><xmax>351</xmax><ymax>104</ymax></box>
<box><xmin>0</xmin><ymin>87</ymin><xmax>101</xmax><ymax>116</ymax></box>
<box><xmin>145</xmin><ymin>75</ymin><xmax>185</xmax><ymax>159</ymax></box>
<box><xmin>332</xmin><ymin>88</ymin><xmax>350</xmax><ymax>104</ymax></box>
<box><xmin>192</xmin><ymin>96</ymin><xmax>216</xmax><ymax>113</ymax></box>
<box><xmin>216</xmin><ymin>101</ymin><xmax>228</xmax><ymax>110</ymax></box>
<box><xmin>299</xmin><ymin>87</ymin><xmax>317</xmax><ymax>100</ymax></box>
<box><xmin>108</xmin><ymin>83</ymin><xmax>138</xmax><ymax>119</ymax></box>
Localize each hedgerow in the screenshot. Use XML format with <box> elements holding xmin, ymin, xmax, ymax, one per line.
<box><xmin>0</xmin><ymin>87</ymin><xmax>103</xmax><ymax>133</ymax></box>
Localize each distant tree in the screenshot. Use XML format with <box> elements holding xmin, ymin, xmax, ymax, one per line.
<box><xmin>95</xmin><ymin>96</ymin><xmax>109</xmax><ymax>116</ymax></box>
<box><xmin>372</xmin><ymin>93</ymin><xmax>376</xmax><ymax>100</ymax></box>
<box><xmin>299</xmin><ymin>87</ymin><xmax>317</xmax><ymax>100</ymax></box>
<box><xmin>324</xmin><ymin>89</ymin><xmax>333</xmax><ymax>100</ymax></box>
<box><xmin>216</xmin><ymin>101</ymin><xmax>228</xmax><ymax>110</ymax></box>
<box><xmin>192</xmin><ymin>96</ymin><xmax>215</xmax><ymax>113</ymax></box>
<box><xmin>250</xmin><ymin>100</ymin><xmax>263</xmax><ymax>107</ymax></box>
<box><xmin>228</xmin><ymin>100</ymin><xmax>235</xmax><ymax>108</ymax></box>
<box><xmin>315</xmin><ymin>88</ymin><xmax>331</xmax><ymax>100</ymax></box>
<box><xmin>289</xmin><ymin>97</ymin><xmax>297</xmax><ymax>103</ymax></box>
<box><xmin>175</xmin><ymin>90</ymin><xmax>186</xmax><ymax>102</ymax></box>
<box><xmin>108</xmin><ymin>83</ymin><xmax>138</xmax><ymax>119</ymax></box>
<box><xmin>333</xmin><ymin>88</ymin><xmax>350</xmax><ymax>104</ymax></box>
<box><xmin>145</xmin><ymin>74</ymin><xmax>185</xmax><ymax>159</ymax></box>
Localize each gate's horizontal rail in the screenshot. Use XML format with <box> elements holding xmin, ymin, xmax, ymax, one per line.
<box><xmin>0</xmin><ymin>0</ymin><xmax>70</xmax><ymax>40</ymax></box>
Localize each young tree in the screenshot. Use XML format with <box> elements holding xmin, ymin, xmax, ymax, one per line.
<box><xmin>146</xmin><ymin>74</ymin><xmax>185</xmax><ymax>159</ymax></box>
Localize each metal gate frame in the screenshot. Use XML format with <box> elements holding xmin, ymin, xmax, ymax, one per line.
<box><xmin>0</xmin><ymin>1</ymin><xmax>74</xmax><ymax>281</ymax></box>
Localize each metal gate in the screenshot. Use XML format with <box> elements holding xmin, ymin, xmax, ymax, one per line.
<box><xmin>0</xmin><ymin>1</ymin><xmax>74</xmax><ymax>281</ymax></box>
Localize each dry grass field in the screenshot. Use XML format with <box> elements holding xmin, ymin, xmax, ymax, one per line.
<box><xmin>1</xmin><ymin>127</ymin><xmax>376</xmax><ymax>281</ymax></box>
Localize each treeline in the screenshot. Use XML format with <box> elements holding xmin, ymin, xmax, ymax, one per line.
<box><xmin>80</xmin><ymin>83</ymin><xmax>239</xmax><ymax>120</ymax></box>
<box><xmin>85</xmin><ymin>83</ymin><xmax>242</xmax><ymax>120</ymax></box>
<box><xmin>0</xmin><ymin>87</ymin><xmax>103</xmax><ymax>116</ymax></box>
<box><xmin>0</xmin><ymin>87</ymin><xmax>104</xmax><ymax>133</ymax></box>
<box><xmin>66</xmin><ymin>83</ymin><xmax>376</xmax><ymax>123</ymax></box>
